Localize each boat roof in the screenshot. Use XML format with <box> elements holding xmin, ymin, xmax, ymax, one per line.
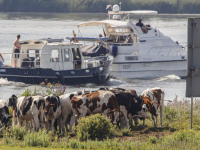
<box><xmin>108</xmin><ymin>10</ymin><xmax>158</xmax><ymax>15</ymax></box>
<box><xmin>20</xmin><ymin>39</ymin><xmax>82</xmax><ymax>46</ymax></box>
<box><xmin>77</xmin><ymin>20</ymin><xmax>131</xmax><ymax>28</ymax></box>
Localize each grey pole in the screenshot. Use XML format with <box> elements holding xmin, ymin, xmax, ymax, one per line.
<box><xmin>191</xmin><ymin>96</ymin><xmax>193</xmax><ymax>129</ymax></box>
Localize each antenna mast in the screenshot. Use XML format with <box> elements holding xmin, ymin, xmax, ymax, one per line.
<box><xmin>119</xmin><ymin>2</ymin><xmax>121</xmax><ymax>11</ymax></box>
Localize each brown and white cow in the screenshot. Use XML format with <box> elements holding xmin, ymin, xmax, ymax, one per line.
<box><xmin>8</xmin><ymin>95</ymin><xmax>45</xmax><ymax>131</ymax></box>
<box><xmin>59</xmin><ymin>91</ymin><xmax>89</xmax><ymax>133</ymax></box>
<box><xmin>141</xmin><ymin>87</ymin><xmax>165</xmax><ymax>127</ymax></box>
<box><xmin>69</xmin><ymin>90</ymin><xmax>120</xmax><ymax>131</ymax></box>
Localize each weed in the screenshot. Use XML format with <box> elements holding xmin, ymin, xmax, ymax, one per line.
<box><xmin>122</xmin><ymin>127</ymin><xmax>131</xmax><ymax>136</ymax></box>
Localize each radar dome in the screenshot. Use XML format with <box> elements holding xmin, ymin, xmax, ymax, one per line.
<box><xmin>113</xmin><ymin>5</ymin><xmax>120</xmax><ymax>12</ymax></box>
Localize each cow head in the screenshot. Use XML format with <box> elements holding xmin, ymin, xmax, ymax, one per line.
<box><xmin>0</xmin><ymin>106</ymin><xmax>12</xmax><ymax>127</ymax></box>
<box><xmin>130</xmin><ymin>96</ymin><xmax>144</xmax><ymax>116</ymax></box>
<box><xmin>142</xmin><ymin>96</ymin><xmax>157</xmax><ymax>116</ymax></box>
<box><xmin>138</xmin><ymin>104</ymin><xmax>150</xmax><ymax>119</ymax></box>
<box><xmin>107</xmin><ymin>109</ymin><xmax>120</xmax><ymax>125</ymax></box>
<box><xmin>8</xmin><ymin>95</ymin><xmax>17</xmax><ymax>107</ymax></box>
<box><xmin>45</xmin><ymin>95</ymin><xmax>60</xmax><ymax>119</ymax></box>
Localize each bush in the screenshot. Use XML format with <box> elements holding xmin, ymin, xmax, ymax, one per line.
<box><xmin>174</xmin><ymin>130</ymin><xmax>195</xmax><ymax>142</ymax></box>
<box><xmin>4</xmin><ymin>126</ymin><xmax>26</xmax><ymax>140</ymax></box>
<box><xmin>77</xmin><ymin>114</ymin><xmax>113</xmax><ymax>141</ymax></box>
<box><xmin>24</xmin><ymin>130</ymin><xmax>51</xmax><ymax>147</ymax></box>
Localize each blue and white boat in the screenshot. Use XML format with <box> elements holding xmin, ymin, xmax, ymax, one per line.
<box><xmin>0</xmin><ymin>38</ymin><xmax>112</xmax><ymax>85</ymax></box>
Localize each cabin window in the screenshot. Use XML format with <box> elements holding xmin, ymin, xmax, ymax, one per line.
<box><xmin>27</xmin><ymin>50</ymin><xmax>41</xmax><ymax>58</ymax></box>
<box><xmin>64</xmin><ymin>49</ymin><xmax>70</xmax><ymax>61</ymax></box>
<box><xmin>51</xmin><ymin>49</ymin><xmax>59</xmax><ymax>62</ymax></box>
<box><xmin>72</xmin><ymin>48</ymin><xmax>81</xmax><ymax>60</ymax></box>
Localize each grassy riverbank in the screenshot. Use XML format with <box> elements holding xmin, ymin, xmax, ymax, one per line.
<box><xmin>0</xmin><ymin>97</ymin><xmax>200</xmax><ymax>149</ymax></box>
<box><xmin>0</xmin><ymin>0</ymin><xmax>200</xmax><ymax>14</ymax></box>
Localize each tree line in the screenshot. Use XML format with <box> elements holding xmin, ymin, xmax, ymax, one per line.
<box><xmin>0</xmin><ymin>0</ymin><xmax>200</xmax><ymax>14</ymax></box>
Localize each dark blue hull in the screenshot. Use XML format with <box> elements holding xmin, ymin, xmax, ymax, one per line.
<box><xmin>0</xmin><ymin>59</ymin><xmax>112</xmax><ymax>85</ymax></box>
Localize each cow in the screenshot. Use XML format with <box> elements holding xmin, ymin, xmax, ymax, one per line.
<box><xmin>111</xmin><ymin>91</ymin><xmax>144</xmax><ymax>128</ymax></box>
<box><xmin>0</xmin><ymin>106</ymin><xmax>12</xmax><ymax>127</ymax></box>
<box><xmin>141</xmin><ymin>87</ymin><xmax>165</xmax><ymax>127</ymax></box>
<box><xmin>44</xmin><ymin>95</ymin><xmax>62</xmax><ymax>133</ymax></box>
<box><xmin>69</xmin><ymin>90</ymin><xmax>120</xmax><ymax>131</ymax></box>
<box><xmin>98</xmin><ymin>87</ymin><xmax>148</xmax><ymax>128</ymax></box>
<box><xmin>8</xmin><ymin>95</ymin><xmax>45</xmax><ymax>131</ymax></box>
<box><xmin>0</xmin><ymin>99</ymin><xmax>11</xmax><ymax>127</ymax></box>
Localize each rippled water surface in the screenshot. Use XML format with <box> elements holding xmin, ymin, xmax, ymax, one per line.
<box><xmin>0</xmin><ymin>12</ymin><xmax>198</xmax><ymax>101</ymax></box>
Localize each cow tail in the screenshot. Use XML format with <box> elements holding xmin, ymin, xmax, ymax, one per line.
<box><xmin>72</xmin><ymin>102</ymin><xmax>80</xmax><ymax>118</ymax></box>
<box><xmin>160</xmin><ymin>90</ymin><xmax>165</xmax><ymax>127</ymax></box>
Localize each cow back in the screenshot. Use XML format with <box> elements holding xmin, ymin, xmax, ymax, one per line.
<box><xmin>20</xmin><ymin>97</ymin><xmax>33</xmax><ymax>116</ymax></box>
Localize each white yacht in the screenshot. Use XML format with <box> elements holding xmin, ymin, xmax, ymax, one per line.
<box><xmin>68</xmin><ymin>4</ymin><xmax>186</xmax><ymax>79</ymax></box>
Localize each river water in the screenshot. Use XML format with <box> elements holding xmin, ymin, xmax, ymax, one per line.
<box><xmin>0</xmin><ymin>12</ymin><xmax>199</xmax><ymax>102</ymax></box>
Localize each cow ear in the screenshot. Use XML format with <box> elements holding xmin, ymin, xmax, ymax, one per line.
<box><xmin>46</xmin><ymin>96</ymin><xmax>50</xmax><ymax>101</ymax></box>
<box><xmin>70</xmin><ymin>94</ymin><xmax>74</xmax><ymax>99</ymax></box>
<box><xmin>28</xmin><ymin>96</ymin><xmax>33</xmax><ymax>101</ymax></box>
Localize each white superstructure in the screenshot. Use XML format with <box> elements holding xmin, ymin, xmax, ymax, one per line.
<box><xmin>74</xmin><ymin>5</ymin><xmax>187</xmax><ymax>79</ymax></box>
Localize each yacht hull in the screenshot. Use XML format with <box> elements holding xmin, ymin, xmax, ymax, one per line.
<box><xmin>111</xmin><ymin>60</ymin><xmax>186</xmax><ymax>79</ymax></box>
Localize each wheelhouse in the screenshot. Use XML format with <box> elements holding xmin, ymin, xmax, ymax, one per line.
<box><xmin>11</xmin><ymin>39</ymin><xmax>100</xmax><ymax>71</ymax></box>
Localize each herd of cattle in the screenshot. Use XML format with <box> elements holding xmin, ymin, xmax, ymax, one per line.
<box><xmin>0</xmin><ymin>87</ymin><xmax>165</xmax><ymax>133</ymax></box>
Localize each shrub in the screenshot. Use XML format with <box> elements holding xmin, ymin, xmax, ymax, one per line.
<box><xmin>164</xmin><ymin>105</ymin><xmax>177</xmax><ymax>121</ymax></box>
<box><xmin>24</xmin><ymin>130</ymin><xmax>51</xmax><ymax>147</ymax></box>
<box><xmin>77</xmin><ymin>114</ymin><xmax>113</xmax><ymax>141</ymax></box>
<box><xmin>21</xmin><ymin>89</ymin><xmax>32</xmax><ymax>96</ymax></box>
<box><xmin>3</xmin><ymin>126</ymin><xmax>26</xmax><ymax>140</ymax></box>
<box><xmin>174</xmin><ymin>130</ymin><xmax>195</xmax><ymax>142</ymax></box>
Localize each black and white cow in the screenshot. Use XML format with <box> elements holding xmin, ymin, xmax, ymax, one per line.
<box><xmin>44</xmin><ymin>95</ymin><xmax>62</xmax><ymax>133</ymax></box>
<box><xmin>0</xmin><ymin>98</ymin><xmax>11</xmax><ymax>127</ymax></box>
<box><xmin>99</xmin><ymin>88</ymin><xmax>149</xmax><ymax>128</ymax></box>
<box><xmin>8</xmin><ymin>95</ymin><xmax>45</xmax><ymax>131</ymax></box>
<box><xmin>0</xmin><ymin>106</ymin><xmax>11</xmax><ymax>127</ymax></box>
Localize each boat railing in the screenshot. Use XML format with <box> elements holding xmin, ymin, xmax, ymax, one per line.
<box><xmin>1</xmin><ymin>52</ymin><xmax>53</xmax><ymax>68</ymax></box>
<box><xmin>147</xmin><ymin>46</ymin><xmax>185</xmax><ymax>56</ymax></box>
<box><xmin>107</xmin><ymin>42</ymin><xmax>139</xmax><ymax>46</ymax></box>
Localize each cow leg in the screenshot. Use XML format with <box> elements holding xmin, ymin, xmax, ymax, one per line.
<box><xmin>17</xmin><ymin>117</ymin><xmax>22</xmax><ymax>126</ymax></box>
<box><xmin>39</xmin><ymin>112</ymin><xmax>44</xmax><ymax>130</ymax></box>
<box><xmin>57</xmin><ymin>117</ymin><xmax>62</xmax><ymax>134</ymax></box>
<box><xmin>152</xmin><ymin>114</ymin><xmax>157</xmax><ymax>128</ymax></box>
<box><xmin>133</xmin><ymin>116</ymin><xmax>139</xmax><ymax>127</ymax></box>
<box><xmin>25</xmin><ymin>120</ymin><xmax>29</xmax><ymax>131</ymax></box>
<box><xmin>12</xmin><ymin>117</ymin><xmax>17</xmax><ymax>128</ymax></box>
<box><xmin>32</xmin><ymin>113</ymin><xmax>40</xmax><ymax>132</ymax></box>
<box><xmin>52</xmin><ymin>119</ymin><xmax>58</xmax><ymax>134</ymax></box>
<box><xmin>143</xmin><ymin>118</ymin><xmax>146</xmax><ymax>127</ymax></box>
<box><xmin>160</xmin><ymin>104</ymin><xmax>163</xmax><ymax>127</ymax></box>
<box><xmin>61</xmin><ymin>114</ymin><xmax>68</xmax><ymax>134</ymax></box>
<box><xmin>69</xmin><ymin>115</ymin><xmax>76</xmax><ymax>132</ymax></box>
